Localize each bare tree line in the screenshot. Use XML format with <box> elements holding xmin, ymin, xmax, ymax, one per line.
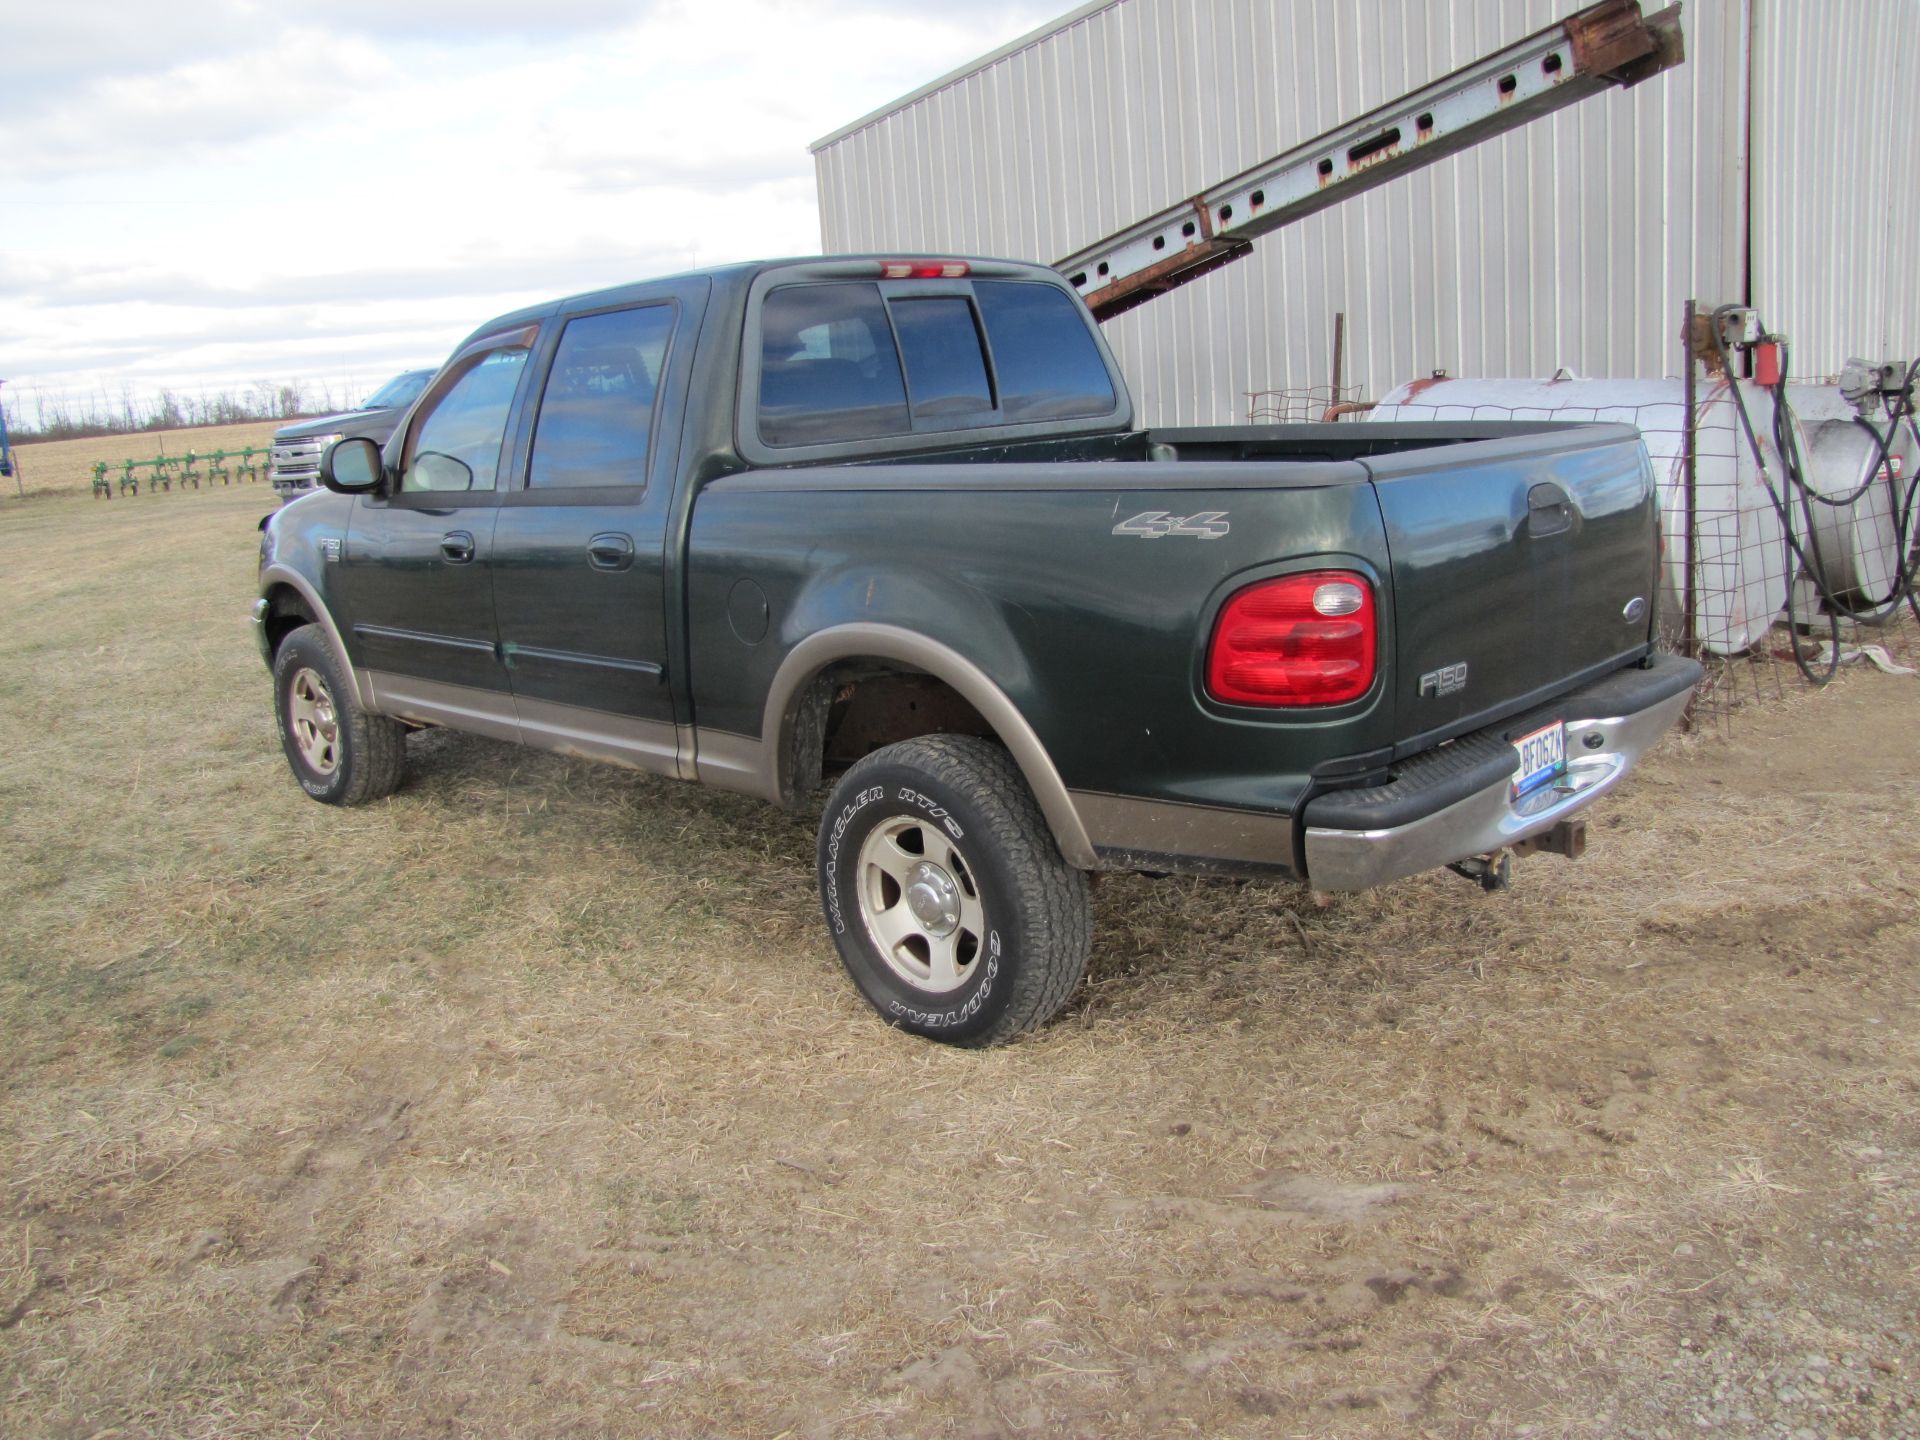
<box><xmin>2</xmin><ymin>379</ymin><xmax>360</xmax><ymax>443</ymax></box>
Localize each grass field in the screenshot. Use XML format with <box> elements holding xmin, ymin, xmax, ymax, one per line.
<box><xmin>4</xmin><ymin>420</ymin><xmax>284</xmax><ymax>500</ymax></box>
<box><xmin>2</xmin><ymin>467</ymin><xmax>1917</xmax><ymax>1437</ymax></box>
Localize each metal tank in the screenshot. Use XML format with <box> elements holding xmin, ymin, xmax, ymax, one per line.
<box><xmin>1371</xmin><ymin>375</ymin><xmax>1798</xmax><ymax>655</ymax></box>
<box><xmin>1786</xmin><ymin>382</ymin><xmax>1918</xmax><ymax>608</ymax></box>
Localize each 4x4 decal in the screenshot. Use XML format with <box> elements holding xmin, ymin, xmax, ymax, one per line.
<box><xmin>1112</xmin><ymin>509</ymin><xmax>1231</xmax><ymax>540</ymax></box>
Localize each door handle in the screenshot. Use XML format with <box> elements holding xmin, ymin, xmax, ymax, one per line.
<box><xmin>440</xmin><ymin>530</ymin><xmax>476</xmax><ymax>563</ymax></box>
<box><xmin>587</xmin><ymin>533</ymin><xmax>636</xmax><ymax>571</ymax></box>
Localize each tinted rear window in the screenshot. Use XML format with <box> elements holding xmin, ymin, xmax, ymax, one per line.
<box><xmin>759</xmin><ymin>283</ymin><xmax>909</xmax><ymax>446</ymax></box>
<box><xmin>755</xmin><ymin>277</ymin><xmax>1117</xmax><ymax>448</ymax></box>
<box><xmin>891</xmin><ymin>297</ymin><xmax>993</xmax><ymax>422</ymax></box>
<box><xmin>974</xmin><ymin>281</ymin><xmax>1116</xmax><ymax>421</ymax></box>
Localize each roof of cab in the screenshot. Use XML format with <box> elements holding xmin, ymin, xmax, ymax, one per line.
<box><xmin>454</xmin><ymin>254</ymin><xmax>1070</xmax><ymax>354</ymax></box>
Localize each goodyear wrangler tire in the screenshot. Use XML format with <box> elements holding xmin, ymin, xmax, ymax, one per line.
<box><xmin>272</xmin><ymin>623</ymin><xmax>405</xmax><ymax>806</ymax></box>
<box><xmin>817</xmin><ymin>735</ymin><xmax>1091</xmax><ymax>1046</ymax></box>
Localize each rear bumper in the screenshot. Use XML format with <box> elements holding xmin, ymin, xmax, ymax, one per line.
<box><xmin>1300</xmin><ymin>653</ymin><xmax>1702</xmax><ymax>891</ymax></box>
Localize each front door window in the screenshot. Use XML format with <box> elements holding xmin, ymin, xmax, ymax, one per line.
<box><xmin>401</xmin><ymin>349</ymin><xmax>528</xmax><ymax>494</ymax></box>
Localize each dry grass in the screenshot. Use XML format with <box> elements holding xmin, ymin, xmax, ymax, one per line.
<box><xmin>2</xmin><ymin>482</ymin><xmax>1917</xmax><ymax>1437</ymax></box>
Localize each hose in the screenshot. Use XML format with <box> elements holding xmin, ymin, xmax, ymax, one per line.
<box><xmin>1845</xmin><ymin>361</ymin><xmax>1920</xmax><ymax>625</ymax></box>
<box><xmin>1705</xmin><ymin>308</ymin><xmax>1920</xmax><ymax>685</ymax></box>
<box><xmin>1783</xmin><ymin>355</ymin><xmax>1920</xmax><ymax>625</ymax></box>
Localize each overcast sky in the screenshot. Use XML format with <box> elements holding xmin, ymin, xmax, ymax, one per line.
<box><xmin>0</xmin><ymin>0</ymin><xmax>1061</xmax><ymax>425</ymax></box>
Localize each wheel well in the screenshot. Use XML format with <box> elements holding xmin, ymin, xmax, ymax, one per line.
<box><xmin>784</xmin><ymin>661</ymin><xmax>995</xmax><ymax>804</ymax></box>
<box><xmin>262</xmin><ymin>585</ymin><xmax>317</xmax><ymax>662</ymax></box>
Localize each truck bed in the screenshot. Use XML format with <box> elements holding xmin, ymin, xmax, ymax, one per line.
<box><xmin>690</xmin><ymin>419</ymin><xmax>1662</xmax><ymax>876</ymax></box>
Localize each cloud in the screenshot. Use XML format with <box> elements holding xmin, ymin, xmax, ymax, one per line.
<box><xmin>284</xmin><ymin>0</ymin><xmax>653</xmax><ymax>42</ymax></box>
<box><xmin>4</xmin><ymin>241</ymin><xmax>696</xmax><ymax>313</ymax></box>
<box><xmin>0</xmin><ymin>2</ymin><xmax>269</xmax><ymax>109</ymax></box>
<box><xmin>0</xmin><ymin>0</ymin><xmax>1064</xmax><ymax>407</ymax></box>
<box><xmin>0</xmin><ymin>0</ymin><xmax>650</xmax><ymax>107</ymax></box>
<box><xmin>555</xmin><ymin>144</ymin><xmax>810</xmax><ymax>195</ymax></box>
<box><xmin>0</xmin><ymin>30</ymin><xmax>401</xmax><ymax>181</ymax></box>
<box><xmin>0</xmin><ymin>237</ymin><xmax>701</xmax><ymax>403</ymax></box>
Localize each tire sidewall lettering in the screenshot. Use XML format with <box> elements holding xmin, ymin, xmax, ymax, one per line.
<box><xmin>822</xmin><ymin>784</ymin><xmax>886</xmax><ymax>936</ymax></box>
<box><xmin>895</xmin><ymin>786</ymin><xmax>964</xmax><ymax>841</ymax></box>
<box><xmin>886</xmin><ymin>934</ymin><xmax>1000</xmax><ymax>1028</ymax></box>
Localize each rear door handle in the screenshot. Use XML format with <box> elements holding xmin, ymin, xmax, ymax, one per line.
<box><xmin>587</xmin><ymin>533</ymin><xmax>635</xmax><ymax>571</ymax></box>
<box><xmin>440</xmin><ymin>530</ymin><xmax>476</xmax><ymax>563</ymax></box>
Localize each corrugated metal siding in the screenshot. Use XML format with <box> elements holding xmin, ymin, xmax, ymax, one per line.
<box><xmin>1751</xmin><ymin>0</ymin><xmax>1920</xmax><ymax>378</ymax></box>
<box><xmin>815</xmin><ymin>0</ymin><xmax>1780</xmax><ymax>423</ymax></box>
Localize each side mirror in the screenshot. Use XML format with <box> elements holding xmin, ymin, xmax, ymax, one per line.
<box><xmin>321</xmin><ymin>437</ymin><xmax>383</xmax><ymax>493</ymax></box>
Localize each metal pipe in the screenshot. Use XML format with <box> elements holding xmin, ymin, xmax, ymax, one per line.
<box><xmin>1682</xmin><ymin>299</ymin><xmax>1698</xmax><ymax>656</ymax></box>
<box><xmin>1058</xmin><ymin>0</ymin><xmax>1687</xmax><ymax>320</ymax></box>
<box><xmin>1330</xmin><ymin>311</ymin><xmax>1346</xmax><ymax>409</ymax></box>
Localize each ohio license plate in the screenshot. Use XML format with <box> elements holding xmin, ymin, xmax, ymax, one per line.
<box><xmin>1511</xmin><ymin>721</ymin><xmax>1567</xmax><ymax>798</ymax></box>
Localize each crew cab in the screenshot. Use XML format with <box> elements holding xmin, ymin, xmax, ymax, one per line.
<box><xmin>253</xmin><ymin>256</ymin><xmax>1700</xmax><ymax>1045</ymax></box>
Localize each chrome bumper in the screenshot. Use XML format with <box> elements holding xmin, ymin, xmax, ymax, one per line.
<box><xmin>1303</xmin><ymin>678</ymin><xmax>1695</xmax><ymax>892</ymax></box>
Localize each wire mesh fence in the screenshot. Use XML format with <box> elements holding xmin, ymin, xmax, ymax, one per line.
<box><xmin>1245</xmin><ymin>384</ymin><xmax>1369</xmax><ymax>424</ymax></box>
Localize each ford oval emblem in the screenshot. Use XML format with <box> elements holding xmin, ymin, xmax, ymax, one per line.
<box><xmin>1623</xmin><ymin>596</ymin><xmax>1648</xmax><ymax>623</ymax></box>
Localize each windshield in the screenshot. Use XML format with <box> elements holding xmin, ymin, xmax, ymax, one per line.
<box><xmin>360</xmin><ymin>369</ymin><xmax>434</xmax><ymax>410</ymax></box>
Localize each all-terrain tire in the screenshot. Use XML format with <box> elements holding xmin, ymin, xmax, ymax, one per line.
<box><xmin>272</xmin><ymin>623</ymin><xmax>405</xmax><ymax>806</ymax></box>
<box><xmin>817</xmin><ymin>735</ymin><xmax>1091</xmax><ymax>1047</ymax></box>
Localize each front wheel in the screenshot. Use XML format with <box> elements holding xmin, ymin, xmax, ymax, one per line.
<box><xmin>272</xmin><ymin>623</ymin><xmax>405</xmax><ymax>806</ymax></box>
<box><xmin>817</xmin><ymin>735</ymin><xmax>1090</xmax><ymax>1046</ymax></box>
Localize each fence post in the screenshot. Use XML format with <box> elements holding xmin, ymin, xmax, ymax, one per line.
<box><xmin>1681</xmin><ymin>299</ymin><xmax>1698</xmax><ymax>658</ymax></box>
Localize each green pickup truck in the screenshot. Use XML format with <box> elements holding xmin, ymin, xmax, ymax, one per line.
<box><xmin>253</xmin><ymin>255</ymin><xmax>1700</xmax><ymax>1045</ymax></box>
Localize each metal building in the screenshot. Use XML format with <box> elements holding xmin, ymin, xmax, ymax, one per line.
<box><xmin>811</xmin><ymin>0</ymin><xmax>1920</xmax><ymax>425</ymax></box>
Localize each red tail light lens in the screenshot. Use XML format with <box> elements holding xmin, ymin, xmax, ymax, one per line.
<box><xmin>1206</xmin><ymin>571</ymin><xmax>1377</xmax><ymax>706</ymax></box>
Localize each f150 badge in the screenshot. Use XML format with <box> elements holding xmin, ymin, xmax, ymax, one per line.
<box><xmin>1112</xmin><ymin>509</ymin><xmax>1230</xmax><ymax>540</ymax></box>
<box><xmin>1419</xmin><ymin>662</ymin><xmax>1469</xmax><ymax>698</ymax></box>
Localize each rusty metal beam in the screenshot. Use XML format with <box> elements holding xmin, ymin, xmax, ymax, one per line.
<box><xmin>1057</xmin><ymin>0</ymin><xmax>1686</xmax><ymax>322</ymax></box>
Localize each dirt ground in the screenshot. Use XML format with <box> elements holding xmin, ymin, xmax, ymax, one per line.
<box><xmin>1</xmin><ymin>471</ymin><xmax>1916</xmax><ymax>1439</ymax></box>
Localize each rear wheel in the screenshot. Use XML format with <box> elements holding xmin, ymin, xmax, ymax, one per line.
<box><xmin>817</xmin><ymin>735</ymin><xmax>1090</xmax><ymax>1046</ymax></box>
<box><xmin>272</xmin><ymin>623</ymin><xmax>404</xmax><ymax>805</ymax></box>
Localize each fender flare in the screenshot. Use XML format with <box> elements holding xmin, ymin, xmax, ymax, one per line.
<box><xmin>258</xmin><ymin>564</ymin><xmax>374</xmax><ymax>711</ymax></box>
<box><xmin>761</xmin><ymin>622</ymin><xmax>1096</xmax><ymax>869</ymax></box>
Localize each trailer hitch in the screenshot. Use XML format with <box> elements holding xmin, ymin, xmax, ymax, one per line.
<box><xmin>1448</xmin><ymin>851</ymin><xmax>1514</xmax><ymax>892</ymax></box>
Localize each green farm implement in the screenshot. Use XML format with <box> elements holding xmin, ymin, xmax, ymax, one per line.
<box><xmin>92</xmin><ymin>447</ymin><xmax>270</xmax><ymax>497</ymax></box>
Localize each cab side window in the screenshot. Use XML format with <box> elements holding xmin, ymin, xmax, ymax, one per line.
<box><xmin>528</xmin><ymin>306</ymin><xmax>675</xmax><ymax>489</ymax></box>
<box><xmin>400</xmin><ymin>349</ymin><xmax>529</xmax><ymax>494</ymax></box>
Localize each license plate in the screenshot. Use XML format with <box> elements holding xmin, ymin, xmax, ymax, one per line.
<box><xmin>1511</xmin><ymin>721</ymin><xmax>1567</xmax><ymax>798</ymax></box>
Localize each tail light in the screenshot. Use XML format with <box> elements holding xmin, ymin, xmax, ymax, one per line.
<box><xmin>877</xmin><ymin>260</ymin><xmax>971</xmax><ymax>279</ymax></box>
<box><xmin>1206</xmin><ymin>571</ymin><xmax>1377</xmax><ymax>707</ymax></box>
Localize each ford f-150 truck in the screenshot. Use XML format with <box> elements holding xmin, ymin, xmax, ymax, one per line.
<box><xmin>253</xmin><ymin>255</ymin><xmax>1701</xmax><ymax>1046</ymax></box>
<box><xmin>268</xmin><ymin>368</ymin><xmax>435</xmax><ymax>501</ymax></box>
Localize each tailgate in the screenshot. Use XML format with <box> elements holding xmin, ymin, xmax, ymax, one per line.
<box><xmin>1365</xmin><ymin>424</ymin><xmax>1659</xmax><ymax>750</ymax></box>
